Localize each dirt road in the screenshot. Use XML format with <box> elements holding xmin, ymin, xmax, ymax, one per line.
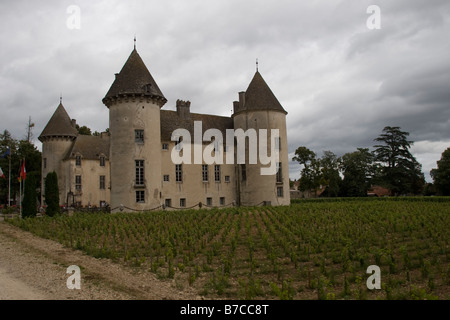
<box><xmin>0</xmin><ymin>221</ymin><xmax>200</xmax><ymax>300</ymax></box>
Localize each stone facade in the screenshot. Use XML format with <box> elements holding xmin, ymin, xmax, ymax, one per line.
<box><xmin>39</xmin><ymin>47</ymin><xmax>290</xmax><ymax>212</ymax></box>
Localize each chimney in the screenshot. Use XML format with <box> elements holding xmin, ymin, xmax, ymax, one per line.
<box><xmin>114</xmin><ymin>73</ymin><xmax>119</xmax><ymax>79</ymax></box>
<box><xmin>71</xmin><ymin>119</ymin><xmax>77</xmax><ymax>128</ymax></box>
<box><xmin>238</xmin><ymin>91</ymin><xmax>246</xmax><ymax>109</ymax></box>
<box><xmin>176</xmin><ymin>99</ymin><xmax>191</xmax><ymax>119</ymax></box>
<box><xmin>233</xmin><ymin>101</ymin><xmax>239</xmax><ymax>113</ymax></box>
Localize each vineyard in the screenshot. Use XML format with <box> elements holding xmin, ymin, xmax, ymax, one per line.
<box><xmin>6</xmin><ymin>198</ymin><xmax>450</xmax><ymax>300</ymax></box>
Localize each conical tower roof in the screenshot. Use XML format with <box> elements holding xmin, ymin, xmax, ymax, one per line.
<box><xmin>38</xmin><ymin>102</ymin><xmax>78</xmax><ymax>142</ymax></box>
<box><xmin>240</xmin><ymin>71</ymin><xmax>287</xmax><ymax>114</ymax></box>
<box><xmin>102</xmin><ymin>48</ymin><xmax>167</xmax><ymax>107</ymax></box>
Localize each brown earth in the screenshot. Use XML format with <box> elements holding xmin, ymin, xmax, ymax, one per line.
<box><xmin>0</xmin><ymin>220</ymin><xmax>201</xmax><ymax>300</ymax></box>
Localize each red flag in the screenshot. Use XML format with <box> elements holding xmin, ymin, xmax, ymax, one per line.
<box><xmin>0</xmin><ymin>167</ymin><xmax>5</xmax><ymax>179</ymax></box>
<box><xmin>18</xmin><ymin>159</ymin><xmax>26</xmax><ymax>182</ymax></box>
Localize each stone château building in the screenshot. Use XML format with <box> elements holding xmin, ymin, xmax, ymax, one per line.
<box><xmin>39</xmin><ymin>46</ymin><xmax>290</xmax><ymax>212</ymax></box>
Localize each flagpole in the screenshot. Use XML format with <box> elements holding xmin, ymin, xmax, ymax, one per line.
<box><xmin>8</xmin><ymin>147</ymin><xmax>11</xmax><ymax>208</ymax></box>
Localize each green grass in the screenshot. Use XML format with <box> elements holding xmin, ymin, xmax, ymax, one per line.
<box><xmin>7</xmin><ymin>198</ymin><xmax>450</xmax><ymax>299</ymax></box>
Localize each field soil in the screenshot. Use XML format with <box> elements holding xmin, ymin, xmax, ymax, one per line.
<box><xmin>0</xmin><ymin>221</ymin><xmax>200</xmax><ymax>300</ymax></box>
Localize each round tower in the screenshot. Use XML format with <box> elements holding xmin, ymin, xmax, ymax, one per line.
<box><xmin>232</xmin><ymin>71</ymin><xmax>290</xmax><ymax>206</ymax></box>
<box><xmin>38</xmin><ymin>101</ymin><xmax>78</xmax><ymax>206</ymax></box>
<box><xmin>103</xmin><ymin>48</ymin><xmax>167</xmax><ymax>212</ymax></box>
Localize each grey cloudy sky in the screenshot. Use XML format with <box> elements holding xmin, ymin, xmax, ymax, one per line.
<box><xmin>1</xmin><ymin>0</ymin><xmax>449</xmax><ymax>182</ymax></box>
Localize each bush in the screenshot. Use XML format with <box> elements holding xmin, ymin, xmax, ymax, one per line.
<box><xmin>44</xmin><ymin>171</ymin><xmax>60</xmax><ymax>217</ymax></box>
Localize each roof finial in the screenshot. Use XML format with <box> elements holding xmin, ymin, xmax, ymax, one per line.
<box><xmin>256</xmin><ymin>58</ymin><xmax>259</xmax><ymax>72</ymax></box>
<box><xmin>134</xmin><ymin>34</ymin><xmax>136</xmax><ymax>50</ymax></box>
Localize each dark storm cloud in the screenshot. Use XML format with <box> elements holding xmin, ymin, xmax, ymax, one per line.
<box><xmin>0</xmin><ymin>0</ymin><xmax>449</xmax><ymax>182</ymax></box>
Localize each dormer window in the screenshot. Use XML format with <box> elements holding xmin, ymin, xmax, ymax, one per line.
<box><xmin>100</xmin><ymin>156</ymin><xmax>105</xmax><ymax>167</ymax></box>
<box><xmin>76</xmin><ymin>155</ymin><xmax>81</xmax><ymax>166</ymax></box>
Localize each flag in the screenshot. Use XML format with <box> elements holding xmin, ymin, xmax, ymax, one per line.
<box><xmin>1</xmin><ymin>147</ymin><xmax>10</xmax><ymax>158</ymax></box>
<box><xmin>0</xmin><ymin>167</ymin><xmax>5</xmax><ymax>179</ymax></box>
<box><xmin>18</xmin><ymin>159</ymin><xmax>26</xmax><ymax>182</ymax></box>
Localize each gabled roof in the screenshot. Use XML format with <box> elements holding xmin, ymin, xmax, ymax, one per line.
<box><xmin>38</xmin><ymin>103</ymin><xmax>78</xmax><ymax>141</ymax></box>
<box><xmin>102</xmin><ymin>49</ymin><xmax>166</xmax><ymax>106</ymax></box>
<box><xmin>238</xmin><ymin>71</ymin><xmax>287</xmax><ymax>114</ymax></box>
<box><xmin>64</xmin><ymin>134</ymin><xmax>110</xmax><ymax>160</ymax></box>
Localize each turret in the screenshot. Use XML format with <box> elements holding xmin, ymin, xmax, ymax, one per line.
<box><xmin>232</xmin><ymin>71</ymin><xmax>290</xmax><ymax>206</ymax></box>
<box><xmin>103</xmin><ymin>47</ymin><xmax>166</xmax><ymax>212</ymax></box>
<box><xmin>38</xmin><ymin>101</ymin><xmax>78</xmax><ymax>206</ymax></box>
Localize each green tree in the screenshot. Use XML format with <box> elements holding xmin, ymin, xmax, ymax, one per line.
<box><xmin>76</xmin><ymin>125</ymin><xmax>92</xmax><ymax>135</ymax></box>
<box><xmin>319</xmin><ymin>151</ymin><xmax>341</xmax><ymax>197</ymax></box>
<box><xmin>340</xmin><ymin>148</ymin><xmax>374</xmax><ymax>197</ymax></box>
<box><xmin>430</xmin><ymin>147</ymin><xmax>450</xmax><ymax>196</ymax></box>
<box><xmin>44</xmin><ymin>171</ymin><xmax>60</xmax><ymax>216</ymax></box>
<box><xmin>373</xmin><ymin>126</ymin><xmax>424</xmax><ymax>195</ymax></box>
<box><xmin>22</xmin><ymin>172</ymin><xmax>38</xmax><ymax>218</ymax></box>
<box><xmin>292</xmin><ymin>146</ymin><xmax>322</xmax><ymax>196</ymax></box>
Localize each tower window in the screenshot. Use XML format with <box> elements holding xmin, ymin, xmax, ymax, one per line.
<box><xmin>241</xmin><ymin>164</ymin><xmax>246</xmax><ymax>181</ymax></box>
<box><xmin>220</xmin><ymin>197</ymin><xmax>225</xmax><ymax>206</ymax></box>
<box><xmin>206</xmin><ymin>197</ymin><xmax>212</xmax><ymax>206</ymax></box>
<box><xmin>225</xmin><ymin>175</ymin><xmax>230</xmax><ymax>183</ymax></box>
<box><xmin>163</xmin><ymin>175</ymin><xmax>169</xmax><ymax>182</ymax></box>
<box><xmin>162</xmin><ymin>143</ymin><xmax>169</xmax><ymax>150</ymax></box>
<box><xmin>136</xmin><ymin>190</ymin><xmax>145</xmax><ymax>203</ymax></box>
<box><xmin>175</xmin><ymin>164</ymin><xmax>183</xmax><ymax>182</ymax></box>
<box><xmin>75</xmin><ymin>175</ymin><xmax>82</xmax><ymax>191</ymax></box>
<box><xmin>135</xmin><ymin>160</ymin><xmax>145</xmax><ymax>186</ymax></box>
<box><xmin>99</xmin><ymin>175</ymin><xmax>106</xmax><ymax>189</ymax></box>
<box><xmin>276</xmin><ymin>162</ymin><xmax>283</xmax><ymax>183</ymax></box>
<box><xmin>43</xmin><ymin>158</ymin><xmax>47</xmax><ymax>169</ymax></box>
<box><xmin>135</xmin><ymin>130</ymin><xmax>144</xmax><ymax>143</ymax></box>
<box><xmin>277</xmin><ymin>186</ymin><xmax>284</xmax><ymax>197</ymax></box>
<box><xmin>180</xmin><ymin>198</ymin><xmax>186</xmax><ymax>207</ymax></box>
<box><xmin>165</xmin><ymin>198</ymin><xmax>172</xmax><ymax>208</ymax></box>
<box><xmin>202</xmin><ymin>165</ymin><xmax>209</xmax><ymax>182</ymax></box>
<box><xmin>215</xmin><ymin>165</ymin><xmax>221</xmax><ymax>182</ymax></box>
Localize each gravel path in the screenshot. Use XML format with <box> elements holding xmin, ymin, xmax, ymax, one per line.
<box><xmin>0</xmin><ymin>221</ymin><xmax>200</xmax><ymax>300</ymax></box>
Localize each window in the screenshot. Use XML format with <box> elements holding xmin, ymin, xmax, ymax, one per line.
<box><xmin>135</xmin><ymin>130</ymin><xmax>144</xmax><ymax>143</ymax></box>
<box><xmin>214</xmin><ymin>165</ymin><xmax>221</xmax><ymax>182</ymax></box>
<box><xmin>276</xmin><ymin>162</ymin><xmax>283</xmax><ymax>183</ymax></box>
<box><xmin>225</xmin><ymin>175</ymin><xmax>230</xmax><ymax>183</ymax></box>
<box><xmin>75</xmin><ymin>175</ymin><xmax>82</xmax><ymax>191</ymax></box>
<box><xmin>76</xmin><ymin>156</ymin><xmax>81</xmax><ymax>166</ymax></box>
<box><xmin>163</xmin><ymin>175</ymin><xmax>169</xmax><ymax>182</ymax></box>
<box><xmin>135</xmin><ymin>160</ymin><xmax>144</xmax><ymax>186</ymax></box>
<box><xmin>165</xmin><ymin>198</ymin><xmax>172</xmax><ymax>208</ymax></box>
<box><xmin>180</xmin><ymin>198</ymin><xmax>186</xmax><ymax>207</ymax></box>
<box><xmin>99</xmin><ymin>175</ymin><xmax>106</xmax><ymax>189</ymax></box>
<box><xmin>220</xmin><ymin>197</ymin><xmax>225</xmax><ymax>206</ymax></box>
<box><xmin>100</xmin><ymin>156</ymin><xmax>105</xmax><ymax>167</ymax></box>
<box><xmin>136</xmin><ymin>190</ymin><xmax>145</xmax><ymax>203</ymax></box>
<box><xmin>162</xmin><ymin>143</ymin><xmax>169</xmax><ymax>150</ymax></box>
<box><xmin>241</xmin><ymin>164</ymin><xmax>246</xmax><ymax>181</ymax></box>
<box><xmin>175</xmin><ymin>164</ymin><xmax>182</xmax><ymax>182</ymax></box>
<box><xmin>202</xmin><ymin>165</ymin><xmax>209</xmax><ymax>182</ymax></box>
<box><xmin>43</xmin><ymin>158</ymin><xmax>47</xmax><ymax>169</ymax></box>
<box><xmin>206</xmin><ymin>197</ymin><xmax>212</xmax><ymax>206</ymax></box>
<box><xmin>277</xmin><ymin>186</ymin><xmax>284</xmax><ymax>197</ymax></box>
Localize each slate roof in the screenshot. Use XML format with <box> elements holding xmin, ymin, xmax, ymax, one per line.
<box><xmin>160</xmin><ymin>110</ymin><xmax>233</xmax><ymax>142</ymax></box>
<box><xmin>65</xmin><ymin>134</ymin><xmax>110</xmax><ymax>160</ymax></box>
<box><xmin>237</xmin><ymin>71</ymin><xmax>287</xmax><ymax>115</ymax></box>
<box><xmin>38</xmin><ymin>103</ymin><xmax>78</xmax><ymax>141</ymax></box>
<box><xmin>102</xmin><ymin>49</ymin><xmax>167</xmax><ymax>106</ymax></box>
